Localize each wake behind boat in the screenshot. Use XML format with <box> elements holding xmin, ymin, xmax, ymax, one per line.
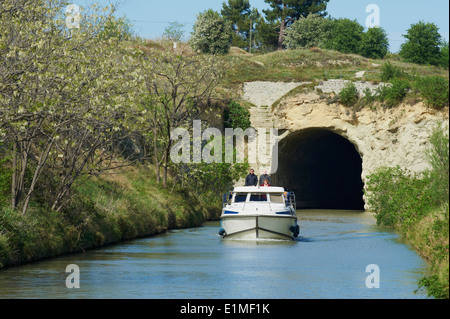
<box><xmin>219</xmin><ymin>186</ymin><xmax>300</xmax><ymax>240</ymax></box>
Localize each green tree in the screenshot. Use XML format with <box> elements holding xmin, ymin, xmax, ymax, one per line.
<box><xmin>190</xmin><ymin>9</ymin><xmax>232</xmax><ymax>55</ymax></box>
<box><xmin>284</xmin><ymin>13</ymin><xmax>327</xmax><ymax>49</ymax></box>
<box><xmin>439</xmin><ymin>41</ymin><xmax>449</xmax><ymax>69</ymax></box>
<box><xmin>253</xmin><ymin>17</ymin><xmax>280</xmax><ymax>52</ymax></box>
<box><xmin>222</xmin><ymin>0</ymin><xmax>252</xmax><ymax>33</ymax></box>
<box><xmin>263</xmin><ymin>0</ymin><xmax>330</xmax><ymax>49</ymax></box>
<box><xmin>399</xmin><ymin>21</ymin><xmax>443</xmax><ymax>66</ymax></box>
<box><xmin>163</xmin><ymin>21</ymin><xmax>186</xmax><ymax>42</ymax></box>
<box><xmin>360</xmin><ymin>27</ymin><xmax>389</xmax><ymax>59</ymax></box>
<box><xmin>322</xmin><ymin>18</ymin><xmax>364</xmax><ymax>54</ymax></box>
<box><xmin>221</xmin><ymin>0</ymin><xmax>259</xmax><ymax>49</ymax></box>
<box><xmin>98</xmin><ymin>15</ymin><xmax>134</xmax><ymax>41</ymax></box>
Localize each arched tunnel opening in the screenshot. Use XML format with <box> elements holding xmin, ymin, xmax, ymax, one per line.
<box><xmin>273</xmin><ymin>128</ymin><xmax>365</xmax><ymax>210</ymax></box>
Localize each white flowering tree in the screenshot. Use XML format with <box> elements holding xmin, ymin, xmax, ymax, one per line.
<box><xmin>0</xmin><ymin>0</ymin><xmax>141</xmax><ymax>213</ymax></box>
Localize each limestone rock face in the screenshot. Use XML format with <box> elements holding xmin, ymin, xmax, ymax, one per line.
<box><xmin>241</xmin><ymin>81</ymin><xmax>449</xmax><ymax>209</ymax></box>
<box><xmin>274</xmin><ymin>92</ymin><xmax>449</xmax><ymax>180</ymax></box>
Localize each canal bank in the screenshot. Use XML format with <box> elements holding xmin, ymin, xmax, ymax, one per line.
<box><xmin>0</xmin><ymin>163</ymin><xmax>444</xmax><ymax>298</ymax></box>
<box><xmin>0</xmin><ymin>211</ymin><xmax>429</xmax><ymax>299</ymax></box>
<box><xmin>0</xmin><ymin>164</ymin><xmax>221</xmax><ymax>270</ymax></box>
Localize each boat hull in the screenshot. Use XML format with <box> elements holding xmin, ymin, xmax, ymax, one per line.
<box><xmin>220</xmin><ymin>215</ymin><xmax>298</xmax><ymax>240</ymax></box>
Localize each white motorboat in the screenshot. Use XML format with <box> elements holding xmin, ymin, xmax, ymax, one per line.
<box><xmin>219</xmin><ymin>186</ymin><xmax>300</xmax><ymax>240</ymax></box>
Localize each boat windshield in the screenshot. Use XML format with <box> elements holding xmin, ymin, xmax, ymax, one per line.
<box><xmin>234</xmin><ymin>193</ymin><xmax>248</xmax><ymax>203</ymax></box>
<box><xmin>249</xmin><ymin>193</ymin><xmax>268</xmax><ymax>202</ymax></box>
<box><xmin>233</xmin><ymin>192</ymin><xmax>287</xmax><ymax>203</ymax></box>
<box><xmin>269</xmin><ymin>193</ymin><xmax>284</xmax><ymax>203</ymax></box>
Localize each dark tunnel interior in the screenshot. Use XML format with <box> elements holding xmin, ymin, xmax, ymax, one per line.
<box><xmin>273</xmin><ymin>128</ymin><xmax>365</xmax><ymax>210</ymax></box>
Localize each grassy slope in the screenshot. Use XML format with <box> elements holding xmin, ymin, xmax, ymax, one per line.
<box><xmin>406</xmin><ymin>204</ymin><xmax>449</xmax><ymax>298</ymax></box>
<box><xmin>220</xmin><ymin>46</ymin><xmax>448</xmax><ymax>97</ymax></box>
<box><xmin>0</xmin><ymin>164</ymin><xmax>221</xmax><ymax>268</ymax></box>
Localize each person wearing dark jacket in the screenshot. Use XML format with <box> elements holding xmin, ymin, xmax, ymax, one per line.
<box><xmin>259</xmin><ymin>170</ymin><xmax>272</xmax><ymax>186</ymax></box>
<box><xmin>245</xmin><ymin>169</ymin><xmax>258</xmax><ymax>186</ymax></box>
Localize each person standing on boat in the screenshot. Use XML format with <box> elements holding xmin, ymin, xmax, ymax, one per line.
<box><xmin>259</xmin><ymin>170</ymin><xmax>272</xmax><ymax>186</ymax></box>
<box><xmin>245</xmin><ymin>169</ymin><xmax>258</xmax><ymax>186</ymax></box>
<box><xmin>261</xmin><ymin>179</ymin><xmax>270</xmax><ymax>187</ymax></box>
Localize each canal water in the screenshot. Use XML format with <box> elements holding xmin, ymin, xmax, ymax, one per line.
<box><xmin>0</xmin><ymin>210</ymin><xmax>429</xmax><ymax>299</ymax></box>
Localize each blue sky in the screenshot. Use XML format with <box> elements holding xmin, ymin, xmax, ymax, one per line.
<box><xmin>97</xmin><ymin>0</ymin><xmax>449</xmax><ymax>53</ymax></box>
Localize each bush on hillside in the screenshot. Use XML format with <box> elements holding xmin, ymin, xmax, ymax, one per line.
<box><xmin>284</xmin><ymin>13</ymin><xmax>327</xmax><ymax>49</ymax></box>
<box><xmin>380</xmin><ymin>61</ymin><xmax>406</xmax><ymax>82</ymax></box>
<box><xmin>339</xmin><ymin>82</ymin><xmax>359</xmax><ymax>106</ymax></box>
<box><xmin>376</xmin><ymin>78</ymin><xmax>410</xmax><ymax>108</ymax></box>
<box><xmin>224</xmin><ymin>101</ymin><xmax>251</xmax><ymax>130</ymax></box>
<box><xmin>414</xmin><ymin>76</ymin><xmax>449</xmax><ymax>109</ymax></box>
<box><xmin>190</xmin><ymin>9</ymin><xmax>232</xmax><ymax>55</ymax></box>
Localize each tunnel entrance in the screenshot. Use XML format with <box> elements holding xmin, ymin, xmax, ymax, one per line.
<box><xmin>274</xmin><ymin>128</ymin><xmax>365</xmax><ymax>210</ymax></box>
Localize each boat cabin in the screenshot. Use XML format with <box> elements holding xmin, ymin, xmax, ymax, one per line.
<box><xmin>223</xmin><ymin>186</ymin><xmax>296</xmax><ymax>210</ymax></box>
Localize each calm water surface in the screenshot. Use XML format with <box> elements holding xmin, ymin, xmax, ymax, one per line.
<box><xmin>0</xmin><ymin>210</ymin><xmax>429</xmax><ymax>299</ymax></box>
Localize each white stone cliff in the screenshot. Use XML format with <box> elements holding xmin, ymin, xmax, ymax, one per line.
<box><xmin>241</xmin><ymin>81</ymin><xmax>449</xmax><ymax>209</ymax></box>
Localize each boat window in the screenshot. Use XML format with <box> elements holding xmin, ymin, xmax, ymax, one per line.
<box><xmin>249</xmin><ymin>193</ymin><xmax>268</xmax><ymax>202</ymax></box>
<box><xmin>234</xmin><ymin>193</ymin><xmax>248</xmax><ymax>203</ymax></box>
<box><xmin>269</xmin><ymin>193</ymin><xmax>284</xmax><ymax>203</ymax></box>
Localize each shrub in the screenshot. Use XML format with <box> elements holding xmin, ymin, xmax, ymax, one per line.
<box><xmin>380</xmin><ymin>61</ymin><xmax>405</xmax><ymax>82</ymax></box>
<box><xmin>339</xmin><ymin>82</ymin><xmax>359</xmax><ymax>106</ymax></box>
<box><xmin>190</xmin><ymin>9</ymin><xmax>232</xmax><ymax>55</ymax></box>
<box><xmin>418</xmin><ymin>274</ymin><xmax>449</xmax><ymax>299</ymax></box>
<box><xmin>414</xmin><ymin>76</ymin><xmax>449</xmax><ymax>109</ymax></box>
<box><xmin>359</xmin><ymin>27</ymin><xmax>389</xmax><ymax>59</ymax></box>
<box><xmin>224</xmin><ymin>101</ymin><xmax>251</xmax><ymax>130</ymax></box>
<box><xmin>284</xmin><ymin>13</ymin><xmax>327</xmax><ymax>49</ymax></box>
<box><xmin>365</xmin><ymin>166</ymin><xmax>432</xmax><ymax>227</ymax></box>
<box><xmin>377</xmin><ymin>78</ymin><xmax>410</xmax><ymax>108</ymax></box>
<box><xmin>359</xmin><ymin>87</ymin><xmax>376</xmax><ymax>108</ymax></box>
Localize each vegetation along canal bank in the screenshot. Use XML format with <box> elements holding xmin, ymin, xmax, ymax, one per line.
<box><xmin>0</xmin><ymin>0</ymin><xmax>449</xmax><ymax>299</ymax></box>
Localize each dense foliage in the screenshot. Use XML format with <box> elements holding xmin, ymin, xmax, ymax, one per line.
<box><xmin>321</xmin><ymin>18</ymin><xmax>364</xmax><ymax>54</ymax></box>
<box><xmin>221</xmin><ymin>0</ymin><xmax>259</xmax><ymax>50</ymax></box>
<box><xmin>263</xmin><ymin>0</ymin><xmax>329</xmax><ymax>49</ymax></box>
<box><xmin>190</xmin><ymin>9</ymin><xmax>233</xmax><ymax>55</ymax></box>
<box><xmin>399</xmin><ymin>21</ymin><xmax>443</xmax><ymax>66</ymax></box>
<box><xmin>284</xmin><ymin>15</ymin><xmax>389</xmax><ymax>59</ymax></box>
<box><xmin>0</xmin><ymin>0</ymin><xmax>246</xmax><ymax>217</ymax></box>
<box><xmin>224</xmin><ymin>101</ymin><xmax>251</xmax><ymax>130</ymax></box>
<box><xmin>414</xmin><ymin>76</ymin><xmax>450</xmax><ymax>109</ymax></box>
<box><xmin>283</xmin><ymin>13</ymin><xmax>327</xmax><ymax>49</ymax></box>
<box><xmin>359</xmin><ymin>27</ymin><xmax>390</xmax><ymax>59</ymax></box>
<box><xmin>365</xmin><ymin>124</ymin><xmax>449</xmax><ymax>298</ymax></box>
